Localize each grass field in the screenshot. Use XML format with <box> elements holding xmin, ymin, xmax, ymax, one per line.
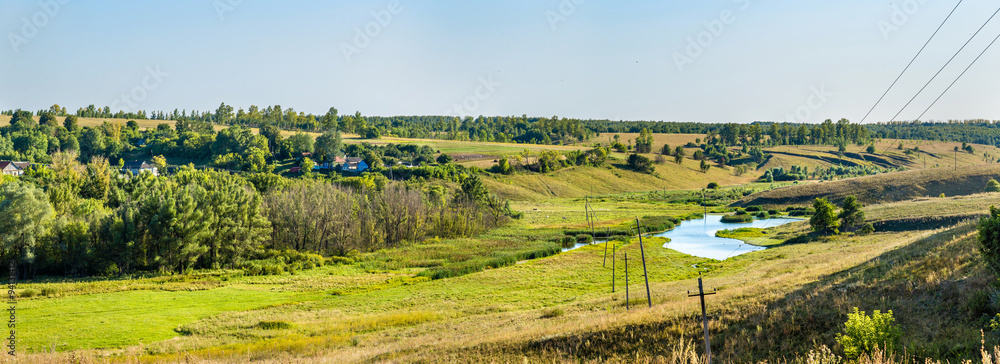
<box><xmin>5</xmin><ymin>177</ymin><xmax>992</xmax><ymax>363</ymax></box>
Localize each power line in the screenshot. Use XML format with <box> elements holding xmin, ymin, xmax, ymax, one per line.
<box><xmin>888</xmin><ymin>5</ymin><xmax>1000</xmax><ymax>123</ymax></box>
<box><xmin>914</xmin><ymin>28</ymin><xmax>1000</xmax><ymax>121</ymax></box>
<box><xmin>859</xmin><ymin>0</ymin><xmax>964</xmax><ymax>124</ymax></box>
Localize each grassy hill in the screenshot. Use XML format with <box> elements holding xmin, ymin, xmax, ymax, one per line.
<box><xmin>735</xmin><ymin>164</ymin><xmax>1000</xmax><ymax>207</ymax></box>
<box><xmin>485</xmin><ymin>159</ymin><xmax>761</xmax><ymax>201</ymax></box>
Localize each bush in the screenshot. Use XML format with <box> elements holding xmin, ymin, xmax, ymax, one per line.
<box><xmin>540</xmin><ymin>308</ymin><xmax>564</xmax><ymax>319</ymax></box>
<box><xmin>707</xmin><ymin>182</ymin><xmax>719</xmax><ymax>190</ymax></box>
<box><xmin>627</xmin><ymin>154</ymin><xmax>655</xmax><ymax>174</ymax></box>
<box><xmin>859</xmin><ymin>223</ymin><xmax>875</xmax><ymax>235</ymax></box>
<box><xmin>735</xmin><ymin>209</ymin><xmax>748</xmax><ymax>216</ymax></box>
<box><xmin>755</xmin><ymin>211</ymin><xmax>770</xmax><ymax>219</ymax></box>
<box><xmin>255</xmin><ymin>321</ymin><xmax>293</xmax><ymax>330</ymax></box>
<box><xmin>745</xmin><ymin>206</ymin><xmax>762</xmax><ymax>212</ymax></box>
<box><xmin>721</xmin><ymin>214</ymin><xmax>753</xmax><ymax>223</ymax></box>
<box><xmin>987</xmin><ymin>179</ymin><xmax>1000</xmax><ymax>193</ymax></box>
<box><xmin>575</xmin><ymin>234</ymin><xmax>592</xmax><ymax>244</ymax></box>
<box><xmin>767</xmin><ymin>209</ymin><xmax>780</xmax><ymax>216</ymax></box>
<box><xmin>18</xmin><ymin>289</ymin><xmax>37</xmax><ymax>298</ymax></box>
<box><xmin>836</xmin><ymin>307</ymin><xmax>901</xmax><ymax>359</ymax></box>
<box><xmin>788</xmin><ymin>208</ymin><xmax>815</xmax><ymax>217</ymax></box>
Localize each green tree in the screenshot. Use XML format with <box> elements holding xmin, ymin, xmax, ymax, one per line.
<box><xmin>838</xmin><ymin>195</ymin><xmax>865</xmax><ymax>231</ymax></box>
<box><xmin>978</xmin><ymin>206</ymin><xmax>1000</xmax><ymax>275</ymax></box>
<box><xmin>39</xmin><ymin>113</ymin><xmax>59</xmax><ymax>127</ymax></box>
<box><xmin>0</xmin><ymin>182</ymin><xmax>55</xmax><ymax>278</ymax></box>
<box><xmin>300</xmin><ymin>157</ymin><xmax>315</xmax><ymax>173</ymax></box>
<box><xmin>699</xmin><ymin>159</ymin><xmax>710</xmax><ymax>173</ymax></box>
<box><xmin>634</xmin><ymin>128</ymin><xmax>653</xmax><ymax>153</ymax></box>
<box><xmin>437</xmin><ymin>154</ymin><xmax>453</xmax><ymax>164</ymax></box>
<box><xmin>866</xmin><ymin>144</ymin><xmax>876</xmax><ymax>154</ymax></box>
<box><xmin>287</xmin><ymin>132</ymin><xmax>314</xmax><ymax>156</ymax></box>
<box><xmin>674</xmin><ymin>146</ymin><xmax>685</xmax><ymax>164</ymax></box>
<box><xmin>314</xmin><ymin>130</ymin><xmax>343</xmax><ymax>162</ymax></box>
<box><xmin>660</xmin><ymin>144</ymin><xmax>672</xmax><ymax>156</ymax></box>
<box><xmin>152</xmin><ymin>155</ymin><xmax>167</xmax><ymax>172</ymax></box>
<box><xmin>810</xmin><ymin>198</ymin><xmax>839</xmax><ymax>234</ymax></box>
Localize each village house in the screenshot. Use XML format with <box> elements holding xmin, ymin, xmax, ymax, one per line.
<box><xmin>0</xmin><ymin>161</ymin><xmax>24</xmax><ymax>176</ymax></box>
<box><xmin>341</xmin><ymin>157</ymin><xmax>368</xmax><ymax>173</ymax></box>
<box><xmin>123</xmin><ymin>161</ymin><xmax>158</xmax><ymax>176</ymax></box>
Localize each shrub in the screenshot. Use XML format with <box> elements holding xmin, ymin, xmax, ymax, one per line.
<box><xmin>745</xmin><ymin>206</ymin><xmax>762</xmax><ymax>212</ymax></box>
<box><xmin>859</xmin><ymin>223</ymin><xmax>875</xmax><ymax>235</ymax></box>
<box><xmin>836</xmin><ymin>308</ymin><xmax>901</xmax><ymax>359</ymax></box>
<box><xmin>627</xmin><ymin>154</ymin><xmax>655</xmax><ymax>174</ymax></box>
<box><xmin>755</xmin><ymin>211</ymin><xmax>770</xmax><ymax>219</ymax></box>
<box><xmin>788</xmin><ymin>208</ymin><xmax>815</xmax><ymax>217</ymax></box>
<box><xmin>707</xmin><ymin>182</ymin><xmax>719</xmax><ymax>190</ymax></box>
<box><xmin>721</xmin><ymin>214</ymin><xmax>753</xmax><ymax>223</ymax></box>
<box><xmin>987</xmin><ymin>179</ymin><xmax>1000</xmax><ymax>193</ymax></box>
<box><xmin>540</xmin><ymin>308</ymin><xmax>564</xmax><ymax>319</ymax></box>
<box><xmin>255</xmin><ymin>321</ymin><xmax>293</xmax><ymax>330</ymax></box>
<box><xmin>767</xmin><ymin>209</ymin><xmax>779</xmax><ymax>216</ymax></box>
<box><xmin>575</xmin><ymin>234</ymin><xmax>592</xmax><ymax>244</ymax></box>
<box><xmin>735</xmin><ymin>209</ymin><xmax>748</xmax><ymax>216</ymax></box>
<box><xmin>18</xmin><ymin>289</ymin><xmax>37</xmax><ymax>298</ymax></box>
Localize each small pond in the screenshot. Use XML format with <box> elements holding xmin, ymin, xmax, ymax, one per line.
<box><xmin>652</xmin><ymin>214</ymin><xmax>802</xmax><ymax>260</ymax></box>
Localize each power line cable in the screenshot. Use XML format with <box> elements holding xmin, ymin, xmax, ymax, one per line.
<box><xmin>879</xmin><ymin>4</ymin><xmax>1000</xmax><ymax>155</ymax></box>
<box><xmin>887</xmin><ymin>5</ymin><xmax>1000</xmax><ymax>123</ymax></box>
<box><xmin>914</xmin><ymin>28</ymin><xmax>1000</xmax><ymax>121</ymax></box>
<box><xmin>859</xmin><ymin>0</ymin><xmax>964</xmax><ymax>124</ymax></box>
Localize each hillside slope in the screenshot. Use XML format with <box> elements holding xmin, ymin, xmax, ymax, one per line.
<box><xmin>734</xmin><ymin>164</ymin><xmax>1000</xmax><ymax>207</ymax></box>
<box><xmin>485</xmin><ymin>160</ymin><xmax>760</xmax><ymax>201</ymax></box>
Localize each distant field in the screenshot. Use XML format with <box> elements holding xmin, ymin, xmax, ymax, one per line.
<box><xmin>568</xmin><ymin>132</ymin><xmax>704</xmax><ymax>149</ymax></box>
<box><xmin>735</xmin><ymin>164</ymin><xmax>1000</xmax><ymax>207</ymax></box>
<box><xmin>0</xmin><ymin>115</ymin><xmax>173</xmax><ymax>130</ymax></box>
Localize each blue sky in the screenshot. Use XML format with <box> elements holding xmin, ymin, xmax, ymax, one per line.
<box><xmin>1</xmin><ymin>0</ymin><xmax>998</xmax><ymax>123</ymax></box>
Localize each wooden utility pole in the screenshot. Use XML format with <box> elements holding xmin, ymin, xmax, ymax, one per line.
<box><xmin>624</xmin><ymin>252</ymin><xmax>629</xmax><ymax>310</ymax></box>
<box><xmin>611</xmin><ymin>242</ymin><xmax>616</xmax><ymax>292</ymax></box>
<box><xmin>688</xmin><ymin>275</ymin><xmax>717</xmax><ymax>364</ymax></box>
<box><xmin>635</xmin><ymin>218</ymin><xmax>652</xmax><ymax>308</ymax></box>
<box><xmin>603</xmin><ymin>226</ymin><xmax>609</xmax><ymax>267</ymax></box>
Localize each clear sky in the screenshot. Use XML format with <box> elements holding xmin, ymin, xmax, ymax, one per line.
<box><xmin>2</xmin><ymin>0</ymin><xmax>998</xmax><ymax>124</ymax></box>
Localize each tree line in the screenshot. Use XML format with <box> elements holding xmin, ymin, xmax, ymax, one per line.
<box><xmin>0</xmin><ymin>155</ymin><xmax>516</xmax><ymax>279</ymax></box>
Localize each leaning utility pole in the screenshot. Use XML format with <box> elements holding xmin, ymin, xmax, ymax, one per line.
<box><xmin>688</xmin><ymin>275</ymin><xmax>717</xmax><ymax>364</ymax></box>
<box><xmin>635</xmin><ymin>217</ymin><xmax>651</xmax><ymax>308</ymax></box>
